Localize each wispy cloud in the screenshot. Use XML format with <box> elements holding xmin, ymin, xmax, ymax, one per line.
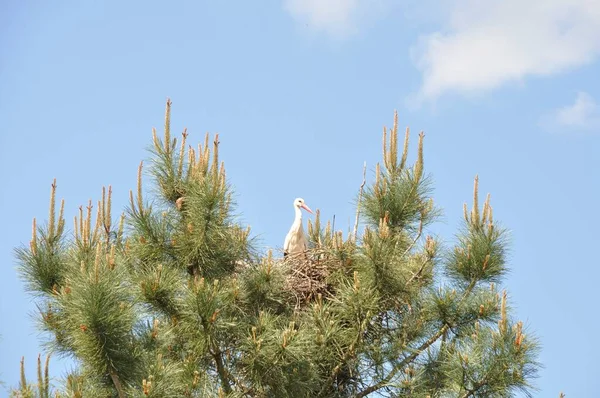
<box><xmin>283</xmin><ymin>0</ymin><xmax>388</xmax><ymax>38</ymax></box>
<box><xmin>284</xmin><ymin>0</ymin><xmax>359</xmax><ymax>37</ymax></box>
<box><xmin>411</xmin><ymin>0</ymin><xmax>600</xmax><ymax>102</ymax></box>
<box><xmin>546</xmin><ymin>92</ymin><xmax>600</xmax><ymax>130</ymax></box>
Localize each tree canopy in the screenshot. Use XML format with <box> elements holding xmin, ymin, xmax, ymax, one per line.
<box><xmin>13</xmin><ymin>100</ymin><xmax>539</xmax><ymax>397</ymax></box>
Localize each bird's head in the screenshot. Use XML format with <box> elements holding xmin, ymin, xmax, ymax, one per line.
<box><xmin>294</xmin><ymin>197</ymin><xmax>313</xmax><ymax>214</ymax></box>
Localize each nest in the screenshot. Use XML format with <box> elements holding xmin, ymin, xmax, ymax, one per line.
<box><xmin>284</xmin><ymin>249</ymin><xmax>344</xmax><ymax>308</ymax></box>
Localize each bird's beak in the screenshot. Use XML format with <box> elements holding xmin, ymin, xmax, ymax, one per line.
<box><xmin>301</xmin><ymin>204</ymin><xmax>314</xmax><ymax>214</ymax></box>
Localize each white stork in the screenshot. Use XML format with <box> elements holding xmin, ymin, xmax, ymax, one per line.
<box><xmin>283</xmin><ymin>197</ymin><xmax>313</xmax><ymax>258</ymax></box>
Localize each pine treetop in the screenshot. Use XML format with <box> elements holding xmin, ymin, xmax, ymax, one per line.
<box><xmin>13</xmin><ymin>100</ymin><xmax>540</xmax><ymax>398</ymax></box>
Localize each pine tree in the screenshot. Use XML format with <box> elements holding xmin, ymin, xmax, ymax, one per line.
<box><xmin>14</xmin><ymin>100</ymin><xmax>540</xmax><ymax>397</ymax></box>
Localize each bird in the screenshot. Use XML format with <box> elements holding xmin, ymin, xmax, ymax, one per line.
<box><xmin>283</xmin><ymin>197</ymin><xmax>313</xmax><ymax>258</ymax></box>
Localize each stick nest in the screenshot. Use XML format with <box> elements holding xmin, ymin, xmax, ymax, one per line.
<box><xmin>284</xmin><ymin>249</ymin><xmax>345</xmax><ymax>307</ymax></box>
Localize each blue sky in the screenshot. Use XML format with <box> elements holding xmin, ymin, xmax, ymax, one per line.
<box><xmin>1</xmin><ymin>0</ymin><xmax>599</xmax><ymax>395</ymax></box>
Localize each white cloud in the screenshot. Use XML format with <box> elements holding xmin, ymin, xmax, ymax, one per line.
<box><xmin>411</xmin><ymin>0</ymin><xmax>600</xmax><ymax>102</ymax></box>
<box><xmin>550</xmin><ymin>92</ymin><xmax>600</xmax><ymax>130</ymax></box>
<box><xmin>283</xmin><ymin>0</ymin><xmax>388</xmax><ymax>38</ymax></box>
<box><xmin>284</xmin><ymin>0</ymin><xmax>359</xmax><ymax>37</ymax></box>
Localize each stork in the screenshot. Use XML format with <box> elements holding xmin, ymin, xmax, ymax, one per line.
<box><xmin>283</xmin><ymin>197</ymin><xmax>313</xmax><ymax>258</ymax></box>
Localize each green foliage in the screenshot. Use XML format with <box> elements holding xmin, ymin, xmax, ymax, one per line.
<box><xmin>239</xmin><ymin>312</ymin><xmax>321</xmax><ymax>397</ymax></box>
<box><xmin>59</xmin><ymin>262</ymin><xmax>142</xmax><ymax>387</ymax></box>
<box><xmin>447</xmin><ymin>224</ymin><xmax>508</xmax><ymax>285</ymax></box>
<box><xmin>13</xmin><ymin>102</ymin><xmax>540</xmax><ymax>397</ymax></box>
<box><xmin>16</xmin><ymin>192</ymin><xmax>67</xmax><ymax>296</ymax></box>
<box><xmin>240</xmin><ymin>254</ymin><xmax>290</xmax><ymax>315</ymax></box>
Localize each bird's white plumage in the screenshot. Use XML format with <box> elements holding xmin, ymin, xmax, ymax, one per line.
<box><xmin>283</xmin><ymin>198</ymin><xmax>312</xmax><ymax>257</ymax></box>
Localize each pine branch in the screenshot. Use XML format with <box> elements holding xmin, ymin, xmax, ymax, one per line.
<box><xmin>211</xmin><ymin>347</ymin><xmax>232</xmax><ymax>394</ymax></box>
<box><xmin>317</xmin><ymin>310</ymin><xmax>372</xmax><ymax>397</ymax></box>
<box><xmin>356</xmin><ymin>281</ymin><xmax>477</xmax><ymax>397</ymax></box>
<box><xmin>405</xmin><ymin>255</ymin><xmax>429</xmax><ymax>286</ymax></box>
<box><xmin>109</xmin><ymin>369</ymin><xmax>125</xmax><ymax>398</ymax></box>
<box><xmin>459</xmin><ymin>360</ymin><xmax>496</xmax><ymax>398</ymax></box>
<box><xmin>401</xmin><ymin>215</ymin><xmax>423</xmax><ymax>257</ymax></box>
<box><xmin>353</xmin><ymin>161</ymin><xmax>367</xmax><ymax>242</ymax></box>
<box><xmin>356</xmin><ymin>324</ymin><xmax>450</xmax><ymax>397</ymax></box>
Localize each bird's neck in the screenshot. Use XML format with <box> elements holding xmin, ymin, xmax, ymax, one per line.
<box><xmin>293</xmin><ymin>206</ymin><xmax>303</xmax><ymax>224</ymax></box>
